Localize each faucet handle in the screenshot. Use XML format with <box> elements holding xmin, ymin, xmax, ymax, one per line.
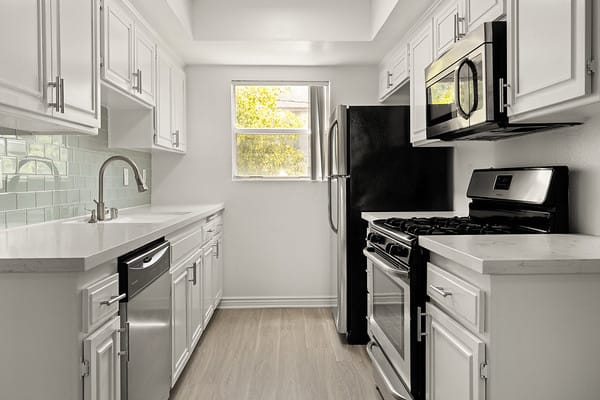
<box><xmin>87</xmin><ymin>209</ymin><xmax>97</xmax><ymax>223</ymax></box>
<box><xmin>110</xmin><ymin>208</ymin><xmax>119</xmax><ymax>220</ymax></box>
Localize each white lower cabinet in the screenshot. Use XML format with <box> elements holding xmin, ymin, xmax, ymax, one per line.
<box><xmin>83</xmin><ymin>316</ymin><xmax>122</xmax><ymax>400</ymax></box>
<box><xmin>212</xmin><ymin>236</ymin><xmax>223</xmax><ymax>307</ymax></box>
<box><xmin>426</xmin><ymin>303</ymin><xmax>486</xmax><ymax>400</ymax></box>
<box><xmin>202</xmin><ymin>244</ymin><xmax>214</xmax><ymax>326</ymax></box>
<box><xmin>171</xmin><ymin>260</ymin><xmax>191</xmax><ymax>385</ymax></box>
<box><xmin>188</xmin><ymin>250</ymin><xmax>204</xmax><ymax>351</ymax></box>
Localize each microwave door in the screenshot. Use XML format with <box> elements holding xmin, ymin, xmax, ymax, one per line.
<box><xmin>426</xmin><ymin>68</ymin><xmax>469</xmax><ymax>139</ymax></box>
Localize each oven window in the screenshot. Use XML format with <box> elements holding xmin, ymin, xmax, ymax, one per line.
<box><xmin>372</xmin><ymin>265</ymin><xmax>406</xmax><ymax>358</ymax></box>
<box><xmin>426</xmin><ymin>70</ymin><xmax>457</xmax><ymax>127</ymax></box>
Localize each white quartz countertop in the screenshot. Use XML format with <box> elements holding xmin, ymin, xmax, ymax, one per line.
<box><xmin>419</xmin><ymin>234</ymin><xmax>600</xmax><ymax>274</ymax></box>
<box><xmin>0</xmin><ymin>203</ymin><xmax>224</xmax><ymax>273</ymax></box>
<box><xmin>361</xmin><ymin>211</ymin><xmax>460</xmax><ymax>222</ymax></box>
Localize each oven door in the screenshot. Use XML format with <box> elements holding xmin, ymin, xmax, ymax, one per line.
<box><xmin>364</xmin><ymin>249</ymin><xmax>412</xmax><ymax>391</ymax></box>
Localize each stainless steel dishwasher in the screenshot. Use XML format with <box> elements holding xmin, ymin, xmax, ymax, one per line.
<box><xmin>119</xmin><ymin>239</ymin><xmax>171</xmax><ymax>400</ymax></box>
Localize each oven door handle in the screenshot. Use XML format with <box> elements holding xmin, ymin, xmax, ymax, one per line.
<box><xmin>363</xmin><ymin>249</ymin><xmax>409</xmax><ymax>278</ymax></box>
<box><xmin>366</xmin><ymin>341</ymin><xmax>411</xmax><ymax>400</ymax></box>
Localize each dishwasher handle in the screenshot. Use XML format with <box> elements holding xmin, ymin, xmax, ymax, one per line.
<box><xmin>130</xmin><ymin>246</ymin><xmax>170</xmax><ymax>270</ymax></box>
<box><xmin>124</xmin><ymin>241</ymin><xmax>170</xmax><ymax>269</ymax></box>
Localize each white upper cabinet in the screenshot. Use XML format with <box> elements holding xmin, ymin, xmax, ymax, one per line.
<box><xmin>433</xmin><ymin>0</ymin><xmax>460</xmax><ymax>58</ymax></box>
<box><xmin>171</xmin><ymin>66</ymin><xmax>186</xmax><ymax>152</ymax></box>
<box><xmin>378</xmin><ymin>42</ymin><xmax>409</xmax><ymax>101</ymax></box>
<box><xmin>102</xmin><ymin>0</ymin><xmax>135</xmax><ymax>94</ymax></box>
<box><xmin>155</xmin><ymin>48</ymin><xmax>186</xmax><ymax>152</ymax></box>
<box><xmin>50</xmin><ymin>0</ymin><xmax>101</xmax><ymax>128</ymax></box>
<box><xmin>133</xmin><ymin>25</ymin><xmax>156</xmax><ymax>105</ymax></box>
<box><xmin>101</xmin><ymin>0</ymin><xmax>156</xmax><ymax>106</ymax></box>
<box><xmin>506</xmin><ymin>0</ymin><xmax>591</xmax><ymax>119</ymax></box>
<box><xmin>0</xmin><ymin>1</ymin><xmax>50</xmax><ymax>118</ymax></box>
<box><xmin>409</xmin><ymin>20</ymin><xmax>434</xmax><ymax>144</ymax></box>
<box><xmin>464</xmin><ymin>0</ymin><xmax>505</xmax><ymax>32</ymax></box>
<box><xmin>0</xmin><ymin>0</ymin><xmax>99</xmax><ymax>134</ymax></box>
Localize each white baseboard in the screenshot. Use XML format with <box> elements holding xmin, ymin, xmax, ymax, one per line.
<box><xmin>219</xmin><ymin>295</ymin><xmax>336</xmax><ymax>309</ymax></box>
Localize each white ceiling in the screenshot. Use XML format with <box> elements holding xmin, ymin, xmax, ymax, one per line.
<box><xmin>129</xmin><ymin>0</ymin><xmax>436</xmax><ymax>65</ymax></box>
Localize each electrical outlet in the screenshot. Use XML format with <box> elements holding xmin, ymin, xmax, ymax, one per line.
<box><xmin>123</xmin><ymin>168</ymin><xmax>129</xmax><ymax>186</ymax></box>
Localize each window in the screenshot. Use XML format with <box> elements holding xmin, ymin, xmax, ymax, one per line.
<box><xmin>232</xmin><ymin>81</ymin><xmax>329</xmax><ymax>180</ymax></box>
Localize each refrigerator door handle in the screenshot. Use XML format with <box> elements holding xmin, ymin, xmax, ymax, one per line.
<box><xmin>328</xmin><ymin>120</ymin><xmax>338</xmax><ymax>177</ymax></box>
<box><xmin>328</xmin><ymin>175</ymin><xmax>338</xmax><ymax>233</ymax></box>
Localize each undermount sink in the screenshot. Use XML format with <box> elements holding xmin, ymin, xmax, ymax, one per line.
<box><xmin>64</xmin><ymin>211</ymin><xmax>191</xmax><ymax>225</ymax></box>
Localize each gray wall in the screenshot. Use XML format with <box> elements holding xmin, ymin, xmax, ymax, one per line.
<box><xmin>152</xmin><ymin>65</ymin><xmax>379</xmax><ymax>302</ymax></box>
<box><xmin>0</xmin><ymin>108</ymin><xmax>151</xmax><ymax>228</ymax></box>
<box><xmin>452</xmin><ymin>113</ymin><xmax>600</xmax><ymax>235</ymax></box>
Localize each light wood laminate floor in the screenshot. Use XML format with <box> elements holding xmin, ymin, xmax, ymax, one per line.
<box><xmin>170</xmin><ymin>308</ymin><xmax>379</xmax><ymax>400</ymax></box>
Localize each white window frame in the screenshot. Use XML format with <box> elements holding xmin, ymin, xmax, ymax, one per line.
<box><xmin>231</xmin><ymin>80</ymin><xmax>329</xmax><ymax>181</ymax></box>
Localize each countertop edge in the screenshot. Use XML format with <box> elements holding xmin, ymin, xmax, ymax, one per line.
<box><xmin>0</xmin><ymin>204</ymin><xmax>225</xmax><ymax>273</ymax></box>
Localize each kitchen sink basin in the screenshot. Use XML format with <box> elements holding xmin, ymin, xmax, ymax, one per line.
<box><xmin>63</xmin><ymin>211</ymin><xmax>191</xmax><ymax>225</ymax></box>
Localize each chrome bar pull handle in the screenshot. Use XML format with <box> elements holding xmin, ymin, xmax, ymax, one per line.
<box><xmin>138</xmin><ymin>69</ymin><xmax>142</xmax><ymax>93</ymax></box>
<box><xmin>187</xmin><ymin>262</ymin><xmax>197</xmax><ymax>285</ymax></box>
<box><xmin>48</xmin><ymin>76</ymin><xmax>60</xmax><ymax>111</ymax></box>
<box><xmin>59</xmin><ymin>77</ymin><xmax>65</xmax><ymax>113</ymax></box>
<box><xmin>454</xmin><ymin>13</ymin><xmax>458</xmax><ymax>42</ymax></box>
<box><xmin>387</xmin><ymin>71</ymin><xmax>393</xmax><ymax>88</ymax></box>
<box><xmin>417</xmin><ymin>306</ymin><xmax>427</xmax><ymax>342</ymax></box>
<box><xmin>430</xmin><ymin>285</ymin><xmax>452</xmax><ymax>297</ymax></box>
<box><xmin>133</xmin><ymin>69</ymin><xmax>141</xmax><ymax>92</ymax></box>
<box><xmin>100</xmin><ymin>293</ymin><xmax>126</xmax><ymax>306</ymax></box>
<box><xmin>499</xmin><ymin>78</ymin><xmax>509</xmax><ymax>113</ymax></box>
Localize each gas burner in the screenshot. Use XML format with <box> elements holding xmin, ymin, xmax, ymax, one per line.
<box><xmin>377</xmin><ymin>216</ymin><xmax>528</xmax><ymax>237</ymax></box>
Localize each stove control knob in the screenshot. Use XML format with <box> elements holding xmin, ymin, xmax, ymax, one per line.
<box><xmin>388</xmin><ymin>245</ymin><xmax>409</xmax><ymax>258</ymax></box>
<box><xmin>368</xmin><ymin>233</ymin><xmax>386</xmax><ymax>244</ymax></box>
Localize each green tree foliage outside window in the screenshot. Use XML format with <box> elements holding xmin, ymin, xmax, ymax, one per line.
<box><xmin>235</xmin><ymin>86</ymin><xmax>309</xmax><ymax>177</ymax></box>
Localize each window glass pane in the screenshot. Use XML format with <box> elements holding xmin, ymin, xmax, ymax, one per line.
<box><xmin>235</xmin><ymin>86</ymin><xmax>309</xmax><ymax>129</ymax></box>
<box><xmin>235</xmin><ymin>133</ymin><xmax>310</xmax><ymax>178</ymax></box>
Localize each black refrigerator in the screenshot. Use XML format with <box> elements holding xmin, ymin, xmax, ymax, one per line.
<box><xmin>326</xmin><ymin>105</ymin><xmax>453</xmax><ymax>344</ymax></box>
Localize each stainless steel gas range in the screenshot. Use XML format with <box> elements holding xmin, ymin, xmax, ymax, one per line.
<box><xmin>365</xmin><ymin>166</ymin><xmax>569</xmax><ymax>400</ymax></box>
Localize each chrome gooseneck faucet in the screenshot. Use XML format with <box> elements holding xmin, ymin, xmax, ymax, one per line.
<box><xmin>93</xmin><ymin>155</ymin><xmax>148</xmax><ymax>222</ymax></box>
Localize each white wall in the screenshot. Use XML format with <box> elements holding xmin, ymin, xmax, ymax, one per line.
<box><xmin>451</xmin><ymin>116</ymin><xmax>600</xmax><ymax>235</ymax></box>
<box><xmin>152</xmin><ymin>65</ymin><xmax>379</xmax><ymax>303</ymax></box>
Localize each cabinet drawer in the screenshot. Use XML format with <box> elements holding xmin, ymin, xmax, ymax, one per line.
<box><xmin>204</xmin><ymin>214</ymin><xmax>223</xmax><ymax>242</ymax></box>
<box><xmin>427</xmin><ymin>263</ymin><xmax>484</xmax><ymax>333</ymax></box>
<box><xmin>169</xmin><ymin>221</ymin><xmax>204</xmax><ymax>265</ymax></box>
<box><xmin>82</xmin><ymin>274</ymin><xmax>120</xmax><ymax>333</ymax></box>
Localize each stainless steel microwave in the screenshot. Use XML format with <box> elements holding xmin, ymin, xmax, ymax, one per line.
<box><xmin>425</xmin><ymin>21</ymin><xmax>577</xmax><ymax>141</ymax></box>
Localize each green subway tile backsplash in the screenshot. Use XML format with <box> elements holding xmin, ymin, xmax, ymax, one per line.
<box><xmin>0</xmin><ymin>107</ymin><xmax>151</xmax><ymax>229</ymax></box>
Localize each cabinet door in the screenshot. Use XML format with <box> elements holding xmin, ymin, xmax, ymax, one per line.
<box><xmin>51</xmin><ymin>0</ymin><xmax>100</xmax><ymax>128</ymax></box>
<box><xmin>171</xmin><ymin>66</ymin><xmax>186</xmax><ymax>152</ymax></box>
<box><xmin>171</xmin><ymin>265</ymin><xmax>190</xmax><ymax>385</ymax></box>
<box><xmin>133</xmin><ymin>26</ymin><xmax>156</xmax><ymax>105</ymax></box>
<box><xmin>464</xmin><ymin>0</ymin><xmax>505</xmax><ymax>32</ymax></box>
<box><xmin>433</xmin><ymin>0</ymin><xmax>459</xmax><ymax>58</ymax></box>
<box><xmin>83</xmin><ymin>316</ymin><xmax>121</xmax><ymax>400</ymax></box>
<box><xmin>390</xmin><ymin>44</ymin><xmax>409</xmax><ymax>89</ymax></box>
<box><xmin>102</xmin><ymin>0</ymin><xmax>134</xmax><ymax>93</ymax></box>
<box><xmin>202</xmin><ymin>245</ymin><xmax>214</xmax><ymax>326</ymax></box>
<box><xmin>212</xmin><ymin>237</ymin><xmax>223</xmax><ymax>307</ymax></box>
<box><xmin>155</xmin><ymin>48</ymin><xmax>174</xmax><ymax>148</ymax></box>
<box><xmin>409</xmin><ymin>20</ymin><xmax>434</xmax><ymax>143</ymax></box>
<box><xmin>378</xmin><ymin>65</ymin><xmax>392</xmax><ymax>100</ymax></box>
<box><xmin>507</xmin><ymin>0</ymin><xmax>590</xmax><ymax>118</ymax></box>
<box><xmin>188</xmin><ymin>254</ymin><xmax>203</xmax><ymax>350</ymax></box>
<box><xmin>0</xmin><ymin>0</ymin><xmax>50</xmax><ymax>116</ymax></box>
<box><xmin>426</xmin><ymin>303</ymin><xmax>486</xmax><ymax>400</ymax></box>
